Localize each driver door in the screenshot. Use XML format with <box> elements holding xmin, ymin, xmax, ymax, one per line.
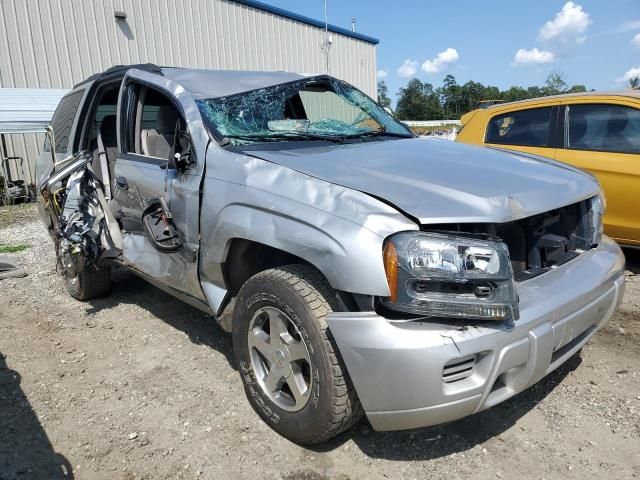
<box><xmin>113</xmin><ymin>70</ymin><xmax>208</xmax><ymax>302</ymax></box>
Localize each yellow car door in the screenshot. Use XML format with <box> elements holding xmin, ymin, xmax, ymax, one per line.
<box><xmin>555</xmin><ymin>99</ymin><xmax>640</xmax><ymax>246</ymax></box>
<box><xmin>483</xmin><ymin>102</ymin><xmax>560</xmax><ymax>159</ymax></box>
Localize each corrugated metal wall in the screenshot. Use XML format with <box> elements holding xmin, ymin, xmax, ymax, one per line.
<box><xmin>0</xmin><ymin>0</ymin><xmax>377</xmax><ymax>183</ymax></box>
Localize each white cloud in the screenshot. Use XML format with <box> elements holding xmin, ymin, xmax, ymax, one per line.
<box><xmin>376</xmin><ymin>69</ymin><xmax>388</xmax><ymax>79</ymax></box>
<box><xmin>421</xmin><ymin>48</ymin><xmax>459</xmax><ymax>74</ymax></box>
<box><xmin>633</xmin><ymin>33</ymin><xmax>640</xmax><ymax>49</ymax></box>
<box><xmin>619</xmin><ymin>19</ymin><xmax>640</xmax><ymax>32</ymax></box>
<box><xmin>396</xmin><ymin>59</ymin><xmax>418</xmax><ymax>78</ymax></box>
<box><xmin>617</xmin><ymin>66</ymin><xmax>640</xmax><ymax>84</ymax></box>
<box><xmin>513</xmin><ymin>48</ymin><xmax>556</xmax><ymax>65</ymax></box>
<box><xmin>538</xmin><ymin>1</ymin><xmax>592</xmax><ymax>50</ymax></box>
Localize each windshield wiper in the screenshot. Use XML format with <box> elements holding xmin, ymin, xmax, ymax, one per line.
<box><xmin>221</xmin><ymin>132</ymin><xmax>346</xmax><ymax>145</ymax></box>
<box><xmin>345</xmin><ymin>129</ymin><xmax>414</xmax><ymax>140</ymax></box>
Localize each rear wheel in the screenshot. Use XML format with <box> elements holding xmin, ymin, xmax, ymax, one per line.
<box><xmin>232</xmin><ymin>264</ymin><xmax>362</xmax><ymax>444</ymax></box>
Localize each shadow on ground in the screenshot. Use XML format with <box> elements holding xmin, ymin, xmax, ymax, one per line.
<box><xmin>85</xmin><ymin>267</ymin><xmax>585</xmax><ymax>461</ymax></box>
<box><xmin>623</xmin><ymin>247</ymin><xmax>640</xmax><ymax>274</ymax></box>
<box><xmin>86</xmin><ymin>267</ymin><xmax>235</xmax><ymax>368</ymax></box>
<box><xmin>0</xmin><ymin>354</ymin><xmax>74</xmax><ymax>479</ymax></box>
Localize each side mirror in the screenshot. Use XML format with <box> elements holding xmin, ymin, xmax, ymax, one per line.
<box><xmin>174</xmin><ymin>150</ymin><xmax>193</xmax><ymax>170</ymax></box>
<box><xmin>170</xmin><ymin>121</ymin><xmax>195</xmax><ymax>172</ymax></box>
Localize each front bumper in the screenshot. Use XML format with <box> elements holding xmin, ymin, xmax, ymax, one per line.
<box><xmin>326</xmin><ymin>236</ymin><xmax>625</xmax><ymax>431</ymax></box>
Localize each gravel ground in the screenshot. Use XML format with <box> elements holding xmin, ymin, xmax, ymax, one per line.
<box><xmin>0</xmin><ymin>204</ymin><xmax>639</xmax><ymax>480</ymax></box>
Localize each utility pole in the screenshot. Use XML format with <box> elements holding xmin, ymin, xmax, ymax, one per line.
<box><xmin>321</xmin><ymin>0</ymin><xmax>332</xmax><ymax>73</ymax></box>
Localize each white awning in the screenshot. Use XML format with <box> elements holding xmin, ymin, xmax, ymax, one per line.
<box><xmin>0</xmin><ymin>88</ymin><xmax>69</xmax><ymax>134</ymax></box>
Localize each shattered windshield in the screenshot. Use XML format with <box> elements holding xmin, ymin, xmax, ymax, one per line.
<box><xmin>197</xmin><ymin>77</ymin><xmax>412</xmax><ymax>144</ymax></box>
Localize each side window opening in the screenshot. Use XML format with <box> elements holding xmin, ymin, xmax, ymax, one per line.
<box><xmin>133</xmin><ymin>87</ymin><xmax>186</xmax><ymax>159</ymax></box>
<box><xmin>567</xmin><ymin>104</ymin><xmax>640</xmax><ymax>154</ymax></box>
<box><xmin>485</xmin><ymin>107</ymin><xmax>553</xmax><ymax>148</ymax></box>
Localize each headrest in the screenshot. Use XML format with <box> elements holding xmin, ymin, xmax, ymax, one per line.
<box><xmin>606</xmin><ymin>109</ymin><xmax>628</xmax><ymax>134</ymax></box>
<box><xmin>157</xmin><ymin>106</ymin><xmax>180</xmax><ymax>134</ymax></box>
<box><xmin>99</xmin><ymin>115</ymin><xmax>117</xmax><ymax>146</ymax></box>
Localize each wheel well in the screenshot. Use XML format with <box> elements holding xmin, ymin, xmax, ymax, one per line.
<box><xmin>223</xmin><ymin>239</ymin><xmax>306</xmax><ymax>298</ymax></box>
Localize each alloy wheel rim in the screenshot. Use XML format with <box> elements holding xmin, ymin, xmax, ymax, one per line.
<box><xmin>247</xmin><ymin>306</ymin><xmax>312</xmax><ymax>412</ymax></box>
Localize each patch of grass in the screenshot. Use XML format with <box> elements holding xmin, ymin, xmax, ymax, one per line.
<box><xmin>0</xmin><ymin>243</ymin><xmax>29</xmax><ymax>254</ymax></box>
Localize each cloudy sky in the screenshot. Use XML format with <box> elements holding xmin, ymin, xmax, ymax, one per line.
<box><xmin>264</xmin><ymin>0</ymin><xmax>639</xmax><ymax>96</ymax></box>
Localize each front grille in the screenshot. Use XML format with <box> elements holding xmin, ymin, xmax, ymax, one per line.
<box><xmin>495</xmin><ymin>200</ymin><xmax>592</xmax><ymax>281</ymax></box>
<box><xmin>422</xmin><ymin>199</ymin><xmax>595</xmax><ymax>283</ymax></box>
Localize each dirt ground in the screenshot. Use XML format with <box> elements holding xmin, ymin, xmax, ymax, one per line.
<box><xmin>0</xmin><ymin>204</ymin><xmax>638</xmax><ymax>480</ymax></box>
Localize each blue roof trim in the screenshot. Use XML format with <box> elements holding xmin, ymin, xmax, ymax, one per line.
<box><xmin>229</xmin><ymin>0</ymin><xmax>380</xmax><ymax>45</ymax></box>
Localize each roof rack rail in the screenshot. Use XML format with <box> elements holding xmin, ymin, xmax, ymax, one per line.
<box><xmin>73</xmin><ymin>63</ymin><xmax>163</xmax><ymax>88</ymax></box>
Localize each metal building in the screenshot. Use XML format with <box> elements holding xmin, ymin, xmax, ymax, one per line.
<box><xmin>0</xmin><ymin>0</ymin><xmax>379</xmax><ymax>184</ymax></box>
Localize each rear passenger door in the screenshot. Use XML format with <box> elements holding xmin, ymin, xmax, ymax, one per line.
<box><xmin>556</xmin><ymin>101</ymin><xmax>640</xmax><ymax>245</ymax></box>
<box><xmin>113</xmin><ymin>69</ymin><xmax>208</xmax><ymax>301</ymax></box>
<box><xmin>484</xmin><ymin>104</ymin><xmax>560</xmax><ymax>159</ymax></box>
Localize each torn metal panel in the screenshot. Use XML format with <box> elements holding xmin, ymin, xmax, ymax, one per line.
<box><xmin>40</xmin><ymin>152</ymin><xmax>121</xmax><ymax>276</ymax></box>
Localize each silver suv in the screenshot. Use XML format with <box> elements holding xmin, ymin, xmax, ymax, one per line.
<box><xmin>37</xmin><ymin>65</ymin><xmax>625</xmax><ymax>444</ymax></box>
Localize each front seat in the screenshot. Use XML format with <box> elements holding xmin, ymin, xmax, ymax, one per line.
<box><xmin>141</xmin><ymin>106</ymin><xmax>179</xmax><ymax>159</ymax></box>
<box><xmin>603</xmin><ymin>108</ymin><xmax>633</xmax><ymax>152</ymax></box>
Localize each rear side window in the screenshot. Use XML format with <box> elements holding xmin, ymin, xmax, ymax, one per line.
<box><xmin>486</xmin><ymin>107</ymin><xmax>553</xmax><ymax>147</ymax></box>
<box><xmin>567</xmin><ymin>103</ymin><xmax>640</xmax><ymax>154</ymax></box>
<box><xmin>49</xmin><ymin>90</ymin><xmax>84</xmax><ymax>153</ymax></box>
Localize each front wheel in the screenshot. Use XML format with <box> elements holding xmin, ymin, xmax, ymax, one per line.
<box><xmin>232</xmin><ymin>264</ymin><xmax>362</xmax><ymax>444</ymax></box>
<box><xmin>60</xmin><ymin>260</ymin><xmax>111</xmax><ymax>301</ymax></box>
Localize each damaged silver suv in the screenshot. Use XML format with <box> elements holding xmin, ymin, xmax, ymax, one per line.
<box><xmin>37</xmin><ymin>65</ymin><xmax>625</xmax><ymax>444</ymax></box>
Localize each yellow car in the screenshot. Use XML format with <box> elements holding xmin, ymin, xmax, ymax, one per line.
<box><xmin>457</xmin><ymin>91</ymin><xmax>640</xmax><ymax>246</ymax></box>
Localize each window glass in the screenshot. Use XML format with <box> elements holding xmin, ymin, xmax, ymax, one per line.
<box><xmin>486</xmin><ymin>107</ymin><xmax>553</xmax><ymax>147</ymax></box>
<box><xmin>49</xmin><ymin>90</ymin><xmax>84</xmax><ymax>153</ymax></box>
<box><xmin>567</xmin><ymin>104</ymin><xmax>640</xmax><ymax>154</ymax></box>
<box><xmin>197</xmin><ymin>77</ymin><xmax>412</xmax><ymax>145</ymax></box>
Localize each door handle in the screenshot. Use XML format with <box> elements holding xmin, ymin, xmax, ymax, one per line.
<box><xmin>115</xmin><ymin>176</ymin><xmax>128</xmax><ymax>190</ymax></box>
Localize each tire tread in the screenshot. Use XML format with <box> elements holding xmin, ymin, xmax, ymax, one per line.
<box><xmin>65</xmin><ymin>266</ymin><xmax>111</xmax><ymax>301</ymax></box>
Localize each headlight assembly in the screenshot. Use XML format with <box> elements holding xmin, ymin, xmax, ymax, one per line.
<box><xmin>382</xmin><ymin>232</ymin><xmax>519</xmax><ymax>321</ymax></box>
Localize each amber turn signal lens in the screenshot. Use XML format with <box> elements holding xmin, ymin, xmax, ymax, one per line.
<box><xmin>383</xmin><ymin>241</ymin><xmax>398</xmax><ymax>303</ymax></box>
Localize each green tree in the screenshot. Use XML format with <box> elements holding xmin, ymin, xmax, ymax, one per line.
<box><xmin>503</xmin><ymin>86</ymin><xmax>529</xmax><ymax>102</ymax></box>
<box><xmin>377</xmin><ymin>80</ymin><xmax>392</xmax><ymax>109</ymax></box>
<box><xmin>395</xmin><ymin>79</ymin><xmax>442</xmax><ymax>120</ymax></box>
<box><xmin>459</xmin><ymin>81</ymin><xmax>486</xmax><ymax>112</ymax></box>
<box><xmin>544</xmin><ymin>71</ymin><xmax>568</xmax><ymax>96</ymax></box>
<box><xmin>440</xmin><ymin>74</ymin><xmax>462</xmax><ymax>118</ymax></box>
<box><xmin>629</xmin><ymin>77</ymin><xmax>640</xmax><ymax>90</ymax></box>
<box><xmin>394</xmin><ymin>74</ymin><xmax>591</xmax><ymax>119</ymax></box>
<box><xmin>565</xmin><ymin>84</ymin><xmax>587</xmax><ymax>93</ymax></box>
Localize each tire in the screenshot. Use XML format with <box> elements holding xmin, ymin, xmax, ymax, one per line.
<box><xmin>232</xmin><ymin>264</ymin><xmax>363</xmax><ymax>444</ymax></box>
<box><xmin>63</xmin><ymin>265</ymin><xmax>112</xmax><ymax>301</ymax></box>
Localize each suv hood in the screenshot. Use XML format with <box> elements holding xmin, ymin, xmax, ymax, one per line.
<box><xmin>244</xmin><ymin>137</ymin><xmax>599</xmax><ymax>224</ymax></box>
